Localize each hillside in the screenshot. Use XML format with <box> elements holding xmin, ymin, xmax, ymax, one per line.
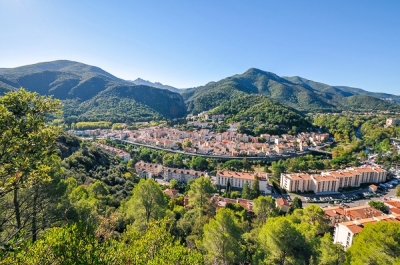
<box><xmin>183</xmin><ymin>68</ymin><xmax>400</xmax><ymax>114</ymax></box>
<box><xmin>209</xmin><ymin>94</ymin><xmax>311</xmax><ymax>135</ymax></box>
<box><xmin>0</xmin><ymin>60</ymin><xmax>187</xmax><ymax>123</ymax></box>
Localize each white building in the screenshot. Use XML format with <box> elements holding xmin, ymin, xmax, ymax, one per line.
<box><xmin>280</xmin><ymin>167</ymin><xmax>387</xmax><ymax>194</ymax></box>
<box><xmin>334</xmin><ymin>214</ymin><xmax>400</xmax><ymax>249</ymax></box>
<box><xmin>216</xmin><ymin>170</ymin><xmax>271</xmax><ymax>194</ymax></box>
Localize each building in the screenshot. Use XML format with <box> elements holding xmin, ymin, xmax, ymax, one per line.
<box><xmin>93</xmin><ymin>142</ymin><xmax>131</xmax><ymax>162</ymax></box>
<box><xmin>280</xmin><ymin>167</ymin><xmax>387</xmax><ymax>194</ymax></box>
<box><xmin>163</xmin><ymin>167</ymin><xmax>208</xmax><ymax>183</ymax></box>
<box><xmin>333</xmin><ymin>214</ymin><xmax>400</xmax><ymax>249</ymax></box>
<box><xmin>164</xmin><ymin>188</ymin><xmax>179</xmax><ymax>199</ymax></box>
<box><xmin>280</xmin><ymin>173</ymin><xmax>313</xmax><ymax>192</ymax></box>
<box><xmin>324</xmin><ymin>205</ymin><xmax>384</xmax><ymax>228</ymax></box>
<box><xmin>384</xmin><ymin>199</ymin><xmax>400</xmax><ymax>214</ymax></box>
<box><xmin>216</xmin><ymin>170</ymin><xmax>271</xmax><ymax>194</ymax></box>
<box><xmin>135</xmin><ymin>161</ymin><xmax>163</xmax><ymax>179</ymax></box>
<box><xmin>276</xmin><ymin>197</ymin><xmax>290</xmax><ymax>213</ymax></box>
<box><xmin>386</xmin><ymin>118</ymin><xmax>400</xmax><ymax>127</ymax></box>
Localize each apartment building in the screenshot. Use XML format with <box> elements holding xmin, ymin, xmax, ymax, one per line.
<box><xmin>280</xmin><ymin>167</ymin><xmax>387</xmax><ymax>194</ymax></box>
<box><xmin>163</xmin><ymin>167</ymin><xmax>208</xmax><ymax>182</ymax></box>
<box><xmin>135</xmin><ymin>161</ymin><xmax>163</xmax><ymax>179</ymax></box>
<box><xmin>216</xmin><ymin>170</ymin><xmax>271</xmax><ymax>194</ymax></box>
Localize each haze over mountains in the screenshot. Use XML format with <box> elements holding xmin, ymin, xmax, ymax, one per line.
<box><xmin>0</xmin><ymin>60</ymin><xmax>399</xmax><ymax>124</ymax></box>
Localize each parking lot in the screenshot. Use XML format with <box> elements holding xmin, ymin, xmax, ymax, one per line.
<box><xmin>281</xmin><ymin>178</ymin><xmax>399</xmax><ymax>208</ymax></box>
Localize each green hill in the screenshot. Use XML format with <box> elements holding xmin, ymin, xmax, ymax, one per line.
<box><xmin>209</xmin><ymin>94</ymin><xmax>311</xmax><ymax>134</ymax></box>
<box><xmin>183</xmin><ymin>68</ymin><xmax>400</xmax><ymax>114</ymax></box>
<box><xmin>0</xmin><ymin>60</ymin><xmax>187</xmax><ymax>123</ymax></box>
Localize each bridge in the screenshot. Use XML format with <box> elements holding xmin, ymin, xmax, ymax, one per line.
<box><xmin>308</xmin><ymin>148</ymin><xmax>332</xmax><ymax>156</ymax></box>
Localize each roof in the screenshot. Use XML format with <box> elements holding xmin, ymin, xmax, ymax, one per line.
<box><xmin>276</xmin><ymin>197</ymin><xmax>290</xmax><ymax>207</ymax></box>
<box><xmin>339</xmin><ymin>214</ymin><xmax>400</xmax><ymax>235</ymax></box>
<box><xmin>217</xmin><ymin>170</ymin><xmax>265</xmax><ymax>181</ymax></box>
<box><xmin>344</xmin><ymin>205</ymin><xmax>383</xmax><ymax>220</ymax></box>
<box><xmin>285</xmin><ymin>173</ymin><xmax>311</xmax><ymax>181</ymax></box>
<box><xmin>163</xmin><ymin>188</ymin><xmax>179</xmax><ymax>198</ymax></box>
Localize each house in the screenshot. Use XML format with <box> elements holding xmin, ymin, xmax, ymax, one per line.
<box><xmin>276</xmin><ymin>197</ymin><xmax>290</xmax><ymax>213</ymax></box>
<box><xmin>386</xmin><ymin>118</ymin><xmax>400</xmax><ymax>127</ymax></box>
<box><xmin>369</xmin><ymin>184</ymin><xmax>378</xmax><ymax>192</ymax></box>
<box><xmin>324</xmin><ymin>205</ymin><xmax>384</xmax><ymax>228</ymax></box>
<box><xmin>384</xmin><ymin>199</ymin><xmax>400</xmax><ymax>214</ymax></box>
<box><xmin>333</xmin><ymin>214</ymin><xmax>400</xmax><ymax>249</ymax></box>
<box><xmin>164</xmin><ymin>188</ymin><xmax>179</xmax><ymax>199</ymax></box>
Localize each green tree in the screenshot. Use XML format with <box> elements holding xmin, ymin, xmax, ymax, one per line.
<box><xmin>226</xmin><ymin>179</ymin><xmax>231</xmax><ymax>198</ymax></box>
<box><xmin>288</xmin><ymin>196</ymin><xmax>303</xmax><ymax>213</ymax></box>
<box><xmin>169</xmin><ymin>179</ymin><xmax>178</xmax><ymax>189</ymax></box>
<box><xmin>318</xmin><ymin>233</ymin><xmax>345</xmax><ymax>265</ymax></box>
<box><xmin>203</xmin><ymin>209</ymin><xmax>244</xmax><ymax>265</ymax></box>
<box><xmin>397</xmin><ymin>184</ymin><xmax>400</xmax><ymax>196</ymax></box>
<box><xmin>346</xmin><ymin>222</ymin><xmax>400</xmax><ymax>265</ymax></box>
<box><xmin>292</xmin><ymin>205</ymin><xmax>329</xmax><ymax>235</ymax></box>
<box><xmin>182</xmin><ymin>139</ymin><xmax>192</xmax><ymax>148</ymax></box>
<box><xmin>0</xmin><ymin>89</ymin><xmax>62</xmax><ymax>248</ymax></box>
<box><xmin>369</xmin><ymin>200</ymin><xmax>388</xmax><ymax>213</ymax></box>
<box><xmin>2</xmin><ymin>223</ymin><xmax>110</xmax><ymax>265</ymax></box>
<box><xmin>250</xmin><ymin>175</ymin><xmax>260</xmax><ymax>199</ymax></box>
<box><xmin>190</xmin><ymin>156</ymin><xmax>209</xmax><ymax>171</ymax></box>
<box><xmin>123</xmin><ymin>178</ymin><xmax>167</xmax><ymax>228</ymax></box>
<box><xmin>187</xmin><ymin>177</ymin><xmax>216</xmax><ymax>214</ymax></box>
<box><xmin>257</xmin><ymin>216</ymin><xmax>311</xmax><ymax>265</ymax></box>
<box><xmin>253</xmin><ymin>196</ymin><xmax>279</xmax><ymax>225</ymax></box>
<box><xmin>111</xmin><ymin>219</ymin><xmax>204</xmax><ymax>265</ymax></box>
<box><xmin>242</xmin><ymin>181</ymin><xmax>250</xmax><ymax>199</ymax></box>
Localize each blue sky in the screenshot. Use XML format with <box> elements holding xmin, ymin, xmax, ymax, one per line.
<box><xmin>1</xmin><ymin>1</ymin><xmax>399</xmax><ymax>94</ymax></box>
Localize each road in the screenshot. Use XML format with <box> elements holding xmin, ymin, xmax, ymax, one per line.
<box><xmin>119</xmin><ymin>139</ymin><xmax>311</xmax><ymax>161</ymax></box>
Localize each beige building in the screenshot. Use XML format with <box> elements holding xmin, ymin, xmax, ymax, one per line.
<box><xmin>280</xmin><ymin>167</ymin><xmax>387</xmax><ymax>194</ymax></box>
<box><xmin>216</xmin><ymin>170</ymin><xmax>271</xmax><ymax>194</ymax></box>
<box><xmin>163</xmin><ymin>167</ymin><xmax>208</xmax><ymax>183</ymax></box>
<box><xmin>386</xmin><ymin>118</ymin><xmax>400</xmax><ymax>127</ymax></box>
<box><xmin>135</xmin><ymin>161</ymin><xmax>163</xmax><ymax>178</ymax></box>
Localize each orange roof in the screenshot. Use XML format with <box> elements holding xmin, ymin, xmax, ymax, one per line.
<box><xmin>217</xmin><ymin>170</ymin><xmax>263</xmax><ymax>181</ymax></box>
<box><xmin>313</xmin><ymin>175</ymin><xmax>337</xmax><ymax>181</ymax></box>
<box><xmin>386</xmin><ymin>200</ymin><xmax>400</xmax><ymax>209</ymax></box>
<box><xmin>276</xmin><ymin>197</ymin><xmax>290</xmax><ymax>207</ymax></box>
<box><xmin>287</xmin><ymin>173</ymin><xmax>311</xmax><ymax>181</ymax></box>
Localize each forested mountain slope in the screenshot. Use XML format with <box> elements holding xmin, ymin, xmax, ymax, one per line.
<box><xmin>183</xmin><ymin>68</ymin><xmax>400</xmax><ymax>114</ymax></box>
<box><xmin>0</xmin><ymin>60</ymin><xmax>187</xmax><ymax>123</ymax></box>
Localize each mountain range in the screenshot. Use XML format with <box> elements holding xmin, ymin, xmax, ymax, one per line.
<box><xmin>0</xmin><ymin>60</ymin><xmax>186</xmax><ymax>123</ymax></box>
<box><xmin>0</xmin><ymin>60</ymin><xmax>399</xmax><ymax>124</ymax></box>
<box><xmin>182</xmin><ymin>68</ymin><xmax>400</xmax><ymax>114</ymax></box>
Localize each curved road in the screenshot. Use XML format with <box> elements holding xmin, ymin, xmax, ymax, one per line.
<box><xmin>119</xmin><ymin>139</ymin><xmax>312</xmax><ymax>161</ymax></box>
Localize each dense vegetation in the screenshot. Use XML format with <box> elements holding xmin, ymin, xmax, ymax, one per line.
<box><xmin>182</xmin><ymin>68</ymin><xmax>400</xmax><ymax>114</ymax></box>
<box><xmin>313</xmin><ymin>114</ymin><xmax>400</xmax><ymax>167</ymax></box>
<box><xmin>209</xmin><ymin>94</ymin><xmax>311</xmax><ymax>135</ymax></box>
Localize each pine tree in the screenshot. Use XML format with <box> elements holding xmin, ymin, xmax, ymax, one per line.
<box><xmin>242</xmin><ymin>181</ymin><xmax>250</xmax><ymax>199</ymax></box>
<box><xmin>250</xmin><ymin>175</ymin><xmax>260</xmax><ymax>199</ymax></box>
<box><xmin>226</xmin><ymin>179</ymin><xmax>231</xmax><ymax>198</ymax></box>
